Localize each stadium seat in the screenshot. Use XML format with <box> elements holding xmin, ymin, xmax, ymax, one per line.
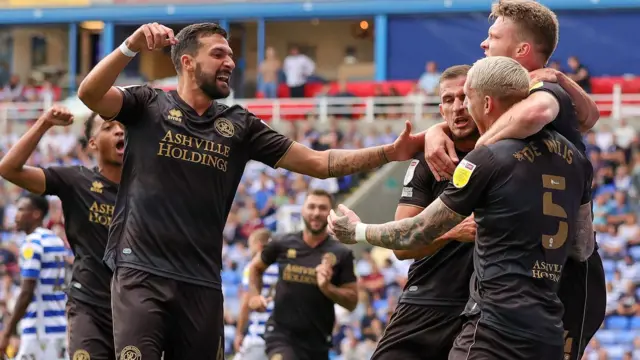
<box><xmin>617</xmin><ymin>329</ymin><xmax>636</xmax><ymax>344</ymax></box>
<box><xmin>629</xmin><ymin>247</ymin><xmax>640</xmax><ymax>261</ymax></box>
<box><xmin>606</xmin><ymin>345</ymin><xmax>629</xmax><ymax>360</ymax></box>
<box><xmin>596</xmin><ymin>329</ymin><xmax>617</xmax><ymax>345</ymax></box>
<box><xmin>602</xmin><ymin>259</ymin><xmax>617</xmax><ymax>273</ymax></box>
<box><xmin>630</xmin><ymin>316</ymin><xmax>640</xmax><ymax>330</ymax></box>
<box><xmin>607</xmin><ymin>316</ymin><xmax>630</xmax><ymax>330</ymax></box>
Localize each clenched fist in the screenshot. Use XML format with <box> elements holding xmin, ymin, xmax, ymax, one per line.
<box><xmin>126</xmin><ymin>23</ymin><xmax>178</xmax><ymax>52</ymax></box>
<box><xmin>40</xmin><ymin>106</ymin><xmax>74</xmax><ymax>127</ymax></box>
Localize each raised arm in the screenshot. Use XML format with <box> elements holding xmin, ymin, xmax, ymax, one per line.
<box><xmin>77</xmin><ymin>23</ymin><xmax>175</xmax><ymax>119</ymax></box>
<box><xmin>276</xmin><ymin>120</ymin><xmax>424</xmax><ymax>179</ymax></box>
<box><xmin>476</xmin><ymin>91</ymin><xmax>560</xmax><ymax>147</ymax></box>
<box><xmin>0</xmin><ymin>107</ymin><xmax>73</xmax><ymax>194</ymax></box>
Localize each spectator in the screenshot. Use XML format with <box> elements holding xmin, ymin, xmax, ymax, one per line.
<box><xmin>418</xmin><ymin>61</ymin><xmax>440</xmax><ymax>95</ymax></box>
<box><xmin>567</xmin><ymin>55</ymin><xmax>592</xmax><ymax>93</ymax></box>
<box><xmin>258</xmin><ymin>46</ymin><xmax>281</xmax><ymax>99</ymax></box>
<box><xmin>283</xmin><ymin>46</ymin><xmax>315</xmax><ymax>98</ymax></box>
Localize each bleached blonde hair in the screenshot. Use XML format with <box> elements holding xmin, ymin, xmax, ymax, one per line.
<box><xmin>466</xmin><ymin>56</ymin><xmax>530</xmax><ymax>106</ymax></box>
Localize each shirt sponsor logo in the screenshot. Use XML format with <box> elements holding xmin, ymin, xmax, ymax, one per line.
<box><xmin>401</xmin><ymin>186</ymin><xmax>413</xmax><ymax>198</ymax></box>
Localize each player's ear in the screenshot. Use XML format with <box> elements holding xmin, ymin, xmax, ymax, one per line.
<box><xmin>516</xmin><ymin>42</ymin><xmax>531</xmax><ymax>59</ymax></box>
<box><xmin>438</xmin><ymin>103</ymin><xmax>445</xmax><ymax>118</ymax></box>
<box><xmin>483</xmin><ymin>95</ymin><xmax>492</xmax><ymax>115</ymax></box>
<box><xmin>88</xmin><ymin>137</ymin><xmax>98</xmax><ymax>151</ymax></box>
<box><xmin>181</xmin><ymin>54</ymin><xmax>195</xmax><ymax>73</ymax></box>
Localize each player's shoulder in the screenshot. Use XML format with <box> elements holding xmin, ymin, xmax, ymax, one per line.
<box><xmin>117</xmin><ymin>84</ymin><xmax>161</xmax><ymax>101</ymax></box>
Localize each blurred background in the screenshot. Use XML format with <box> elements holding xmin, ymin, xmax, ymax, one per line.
<box><xmin>0</xmin><ymin>0</ymin><xmax>637</xmax><ymax>359</ymax></box>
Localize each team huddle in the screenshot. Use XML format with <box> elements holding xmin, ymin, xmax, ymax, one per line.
<box><xmin>0</xmin><ymin>0</ymin><xmax>606</xmax><ymax>359</ymax></box>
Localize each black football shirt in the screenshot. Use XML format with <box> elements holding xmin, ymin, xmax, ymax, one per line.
<box><xmin>439</xmin><ymin>129</ymin><xmax>593</xmax><ymax>344</ymax></box>
<box><xmin>397</xmin><ymin>151</ymin><xmax>473</xmax><ymax>310</ymax></box>
<box><xmin>102</xmin><ymin>86</ymin><xmax>293</xmax><ymax>289</ymax></box>
<box><xmin>42</xmin><ymin>166</ymin><xmax>117</xmax><ymax>308</ymax></box>
<box><xmin>261</xmin><ymin>232</ymin><xmax>357</xmax><ymax>351</ymax></box>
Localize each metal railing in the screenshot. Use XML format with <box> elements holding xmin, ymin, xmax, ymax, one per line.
<box><xmin>0</xmin><ymin>84</ymin><xmax>637</xmax><ymax>129</ymax></box>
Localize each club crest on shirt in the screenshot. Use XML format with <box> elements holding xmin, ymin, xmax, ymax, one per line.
<box><xmin>168</xmin><ymin>108</ymin><xmax>183</xmax><ymax>123</ymax></box>
<box><xmin>120</xmin><ymin>345</ymin><xmax>141</xmax><ymax>360</ymax></box>
<box><xmin>322</xmin><ymin>252</ymin><xmax>337</xmax><ymax>266</ymax></box>
<box><xmin>287</xmin><ymin>248</ymin><xmax>296</xmax><ymax>259</ymax></box>
<box><xmin>90</xmin><ymin>181</ymin><xmax>103</xmax><ymax>194</ymax></box>
<box><xmin>72</xmin><ymin>349</ymin><xmax>90</xmax><ymax>360</ymax></box>
<box><xmin>452</xmin><ymin>159</ymin><xmax>476</xmax><ymax>189</ymax></box>
<box><xmin>404</xmin><ymin>159</ymin><xmax>420</xmax><ymax>185</ymax></box>
<box><xmin>214</xmin><ymin>118</ymin><xmax>235</xmax><ymax>138</ymax></box>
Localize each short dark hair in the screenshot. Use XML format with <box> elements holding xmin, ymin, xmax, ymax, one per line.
<box><xmin>439</xmin><ymin>65</ymin><xmax>471</xmax><ymax>86</ymax></box>
<box><xmin>171</xmin><ymin>23</ymin><xmax>228</xmax><ymax>72</ymax></box>
<box><xmin>84</xmin><ymin>112</ymin><xmax>98</xmax><ymax>141</ymax></box>
<box><xmin>490</xmin><ymin>0</ymin><xmax>559</xmax><ymax>63</ymax></box>
<box><xmin>22</xmin><ymin>194</ymin><xmax>49</xmax><ymax>220</ymax></box>
<box><xmin>306</xmin><ymin>189</ymin><xmax>335</xmax><ymax>208</ymax></box>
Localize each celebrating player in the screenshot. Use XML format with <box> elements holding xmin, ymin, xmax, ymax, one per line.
<box><xmin>0</xmin><ymin>107</ymin><xmax>123</xmax><ymax>360</ymax></box>
<box><xmin>371</xmin><ymin>64</ymin><xmax>478</xmax><ymax>360</ymax></box>
<box><xmin>423</xmin><ymin>2</ymin><xmax>605</xmax><ymax>358</ymax></box>
<box><xmin>234</xmin><ymin>229</ymin><xmax>278</xmax><ymax>360</ymax></box>
<box><xmin>328</xmin><ymin>56</ymin><xmax>595</xmax><ymax>359</ymax></box>
<box><xmin>0</xmin><ymin>195</ymin><xmax>68</xmax><ymax>359</ymax></box>
<box><xmin>77</xmin><ymin>22</ymin><xmax>422</xmax><ymax>359</ymax></box>
<box><xmin>248</xmin><ymin>190</ymin><xmax>357</xmax><ymax>360</ymax></box>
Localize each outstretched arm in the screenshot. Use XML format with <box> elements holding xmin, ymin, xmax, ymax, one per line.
<box><xmin>276</xmin><ymin>121</ymin><xmax>424</xmax><ymax>179</ymax></box>
<box><xmin>362</xmin><ymin>198</ymin><xmax>466</xmax><ymax>250</ymax></box>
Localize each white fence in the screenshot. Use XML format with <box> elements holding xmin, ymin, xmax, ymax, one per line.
<box><xmin>0</xmin><ymin>84</ymin><xmax>638</xmax><ymax>128</ymax></box>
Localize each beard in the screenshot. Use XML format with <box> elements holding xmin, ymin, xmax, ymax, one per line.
<box><xmin>303</xmin><ymin>217</ymin><xmax>328</xmax><ymax>235</ymax></box>
<box><xmin>195</xmin><ymin>63</ymin><xmax>230</xmax><ymax>100</ymax></box>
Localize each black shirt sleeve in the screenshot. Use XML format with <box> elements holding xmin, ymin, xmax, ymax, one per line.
<box><xmin>439</xmin><ymin>146</ymin><xmax>498</xmax><ymax>216</ymax></box>
<box><xmin>399</xmin><ymin>156</ymin><xmax>435</xmax><ymax>208</ymax></box>
<box><xmin>261</xmin><ymin>239</ymin><xmax>281</xmax><ymax>266</ymax></box>
<box><xmin>109</xmin><ymin>85</ymin><xmax>156</xmax><ymax>126</ymax></box>
<box><xmin>41</xmin><ymin>166</ymin><xmax>77</xmax><ymax>198</ymax></box>
<box><xmin>530</xmin><ymin>81</ymin><xmax>583</xmax><ymax>150</ymax></box>
<box><xmin>246</xmin><ymin>112</ymin><xmax>294</xmax><ymax>168</ymax></box>
<box><xmin>333</xmin><ymin>250</ymin><xmax>357</xmax><ymax>287</ymax></box>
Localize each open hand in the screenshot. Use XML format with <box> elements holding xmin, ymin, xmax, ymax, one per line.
<box><xmin>529</xmin><ymin>68</ymin><xmax>560</xmax><ymax>86</ymax></box>
<box><xmin>327</xmin><ymin>204</ymin><xmax>362</xmax><ymax>245</ymax></box>
<box><xmin>388</xmin><ymin>121</ymin><xmax>426</xmax><ymax>162</ymax></box>
<box><xmin>424</xmin><ymin>123</ymin><xmax>458</xmax><ymax>181</ymax></box>
<box><xmin>127</xmin><ymin>23</ymin><xmax>177</xmax><ymax>52</ymax></box>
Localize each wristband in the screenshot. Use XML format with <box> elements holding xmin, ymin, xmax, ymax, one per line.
<box><xmin>355</xmin><ymin>223</ymin><xmax>369</xmax><ymax>244</ymax></box>
<box><xmin>119</xmin><ymin>42</ymin><xmax>138</xmax><ymax>58</ymax></box>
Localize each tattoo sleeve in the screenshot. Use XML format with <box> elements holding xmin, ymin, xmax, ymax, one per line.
<box><xmin>327</xmin><ymin>146</ymin><xmax>390</xmax><ymax>178</ymax></box>
<box><xmin>569</xmin><ymin>202</ymin><xmax>594</xmax><ymax>262</ymax></box>
<box><xmin>365</xmin><ymin>198</ymin><xmax>466</xmax><ymax>250</ymax></box>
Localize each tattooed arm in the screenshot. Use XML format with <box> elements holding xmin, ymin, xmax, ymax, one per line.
<box><xmin>364</xmin><ymin>198</ymin><xmax>466</xmax><ymax>250</ymax></box>
<box><xmin>569</xmin><ymin>202</ymin><xmax>595</xmax><ymax>262</ymax></box>
<box><xmin>476</xmin><ymin>91</ymin><xmax>560</xmax><ymax>147</ymax></box>
<box><xmin>276</xmin><ymin>121</ymin><xmax>424</xmax><ymax>179</ymax></box>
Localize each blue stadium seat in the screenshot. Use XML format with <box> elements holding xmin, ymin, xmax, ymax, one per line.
<box><xmin>596</xmin><ymin>329</ymin><xmax>617</xmax><ymax>345</ymax></box>
<box><xmin>617</xmin><ymin>330</ymin><xmax>636</xmax><ymax>344</ymax></box>
<box><xmin>607</xmin><ymin>316</ymin><xmax>630</xmax><ymax>330</ymax></box>
<box><xmin>630</xmin><ymin>316</ymin><xmax>640</xmax><ymax>330</ymax></box>
<box><xmin>606</xmin><ymin>345</ymin><xmax>629</xmax><ymax>360</ymax></box>
<box><xmin>629</xmin><ymin>246</ymin><xmax>640</xmax><ymax>261</ymax></box>
<box><xmin>603</xmin><ymin>259</ymin><xmax>617</xmax><ymax>273</ymax></box>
